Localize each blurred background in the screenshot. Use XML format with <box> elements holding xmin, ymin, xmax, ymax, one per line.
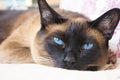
<box><xmin>0</xmin><ymin>0</ymin><xmax>60</xmax><ymax>10</ymax></box>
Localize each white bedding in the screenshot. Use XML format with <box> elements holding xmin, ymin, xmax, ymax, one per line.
<box><xmin>0</xmin><ymin>64</ymin><xmax>120</xmax><ymax>80</ymax></box>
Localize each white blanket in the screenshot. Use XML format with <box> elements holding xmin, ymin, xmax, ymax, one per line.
<box><xmin>0</xmin><ymin>64</ymin><xmax>120</xmax><ymax>80</ymax></box>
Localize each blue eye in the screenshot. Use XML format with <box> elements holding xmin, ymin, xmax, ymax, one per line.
<box><xmin>83</xmin><ymin>43</ymin><xmax>93</xmax><ymax>50</ymax></box>
<box><xmin>53</xmin><ymin>37</ymin><xmax>64</xmax><ymax>45</ymax></box>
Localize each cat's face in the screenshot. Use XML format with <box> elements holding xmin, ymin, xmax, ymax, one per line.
<box><xmin>32</xmin><ymin>0</ymin><xmax>120</xmax><ymax>70</ymax></box>
<box><xmin>37</xmin><ymin>21</ymin><xmax>108</xmax><ymax>70</ymax></box>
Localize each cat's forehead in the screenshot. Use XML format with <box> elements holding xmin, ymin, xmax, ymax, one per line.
<box><xmin>46</xmin><ymin>20</ymin><xmax>88</xmax><ymax>34</ymax></box>
<box><xmin>66</xmin><ymin>22</ymin><xmax>88</xmax><ymax>33</ymax></box>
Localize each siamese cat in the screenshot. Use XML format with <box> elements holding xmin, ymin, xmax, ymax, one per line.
<box><xmin>0</xmin><ymin>0</ymin><xmax>119</xmax><ymax>71</ymax></box>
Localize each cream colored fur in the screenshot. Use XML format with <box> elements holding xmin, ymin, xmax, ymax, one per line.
<box><xmin>0</xmin><ymin>11</ymin><xmax>40</xmax><ymax>63</ymax></box>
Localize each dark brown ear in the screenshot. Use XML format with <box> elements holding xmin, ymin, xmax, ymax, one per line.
<box><xmin>90</xmin><ymin>8</ymin><xmax>120</xmax><ymax>40</ymax></box>
<box><xmin>37</xmin><ymin>0</ymin><xmax>67</xmax><ymax>30</ymax></box>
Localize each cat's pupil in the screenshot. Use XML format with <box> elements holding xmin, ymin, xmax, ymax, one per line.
<box><xmin>53</xmin><ymin>37</ymin><xmax>64</xmax><ymax>45</ymax></box>
<box><xmin>83</xmin><ymin>43</ymin><xmax>93</xmax><ymax>50</ymax></box>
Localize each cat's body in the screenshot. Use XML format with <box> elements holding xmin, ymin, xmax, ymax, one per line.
<box><xmin>0</xmin><ymin>0</ymin><xmax>119</xmax><ymax>70</ymax></box>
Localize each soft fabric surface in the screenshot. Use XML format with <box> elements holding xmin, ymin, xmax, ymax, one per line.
<box><xmin>0</xmin><ymin>64</ymin><xmax>120</xmax><ymax>80</ymax></box>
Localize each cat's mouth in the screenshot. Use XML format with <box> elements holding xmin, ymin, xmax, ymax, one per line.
<box><xmin>62</xmin><ymin>64</ymin><xmax>100</xmax><ymax>71</ymax></box>
<box><xmin>63</xmin><ymin>65</ymin><xmax>103</xmax><ymax>71</ymax></box>
<box><xmin>85</xmin><ymin>64</ymin><xmax>101</xmax><ymax>71</ymax></box>
<box><xmin>86</xmin><ymin>66</ymin><xmax>99</xmax><ymax>71</ymax></box>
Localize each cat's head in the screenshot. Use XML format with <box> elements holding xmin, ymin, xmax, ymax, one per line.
<box><xmin>32</xmin><ymin>0</ymin><xmax>120</xmax><ymax>70</ymax></box>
